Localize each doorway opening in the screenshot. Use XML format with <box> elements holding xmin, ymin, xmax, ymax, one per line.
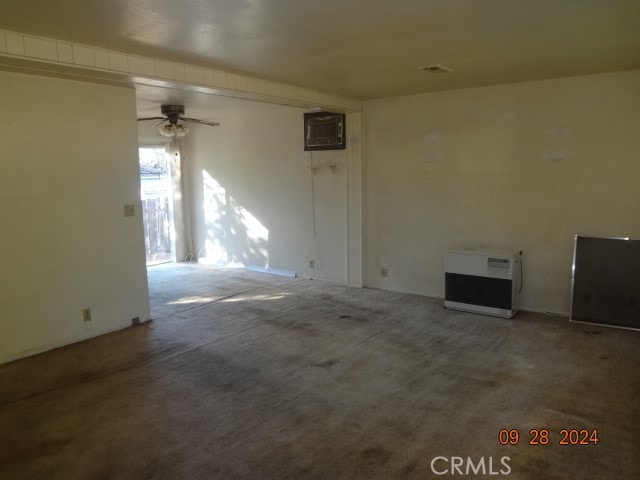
<box><xmin>139</xmin><ymin>146</ymin><xmax>175</xmax><ymax>266</ymax></box>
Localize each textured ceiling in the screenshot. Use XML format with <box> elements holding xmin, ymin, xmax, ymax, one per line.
<box><xmin>2</xmin><ymin>0</ymin><xmax>639</xmax><ymax>100</ymax></box>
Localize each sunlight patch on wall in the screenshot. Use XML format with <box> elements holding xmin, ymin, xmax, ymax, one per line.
<box><xmin>201</xmin><ymin>170</ymin><xmax>269</xmax><ymax>267</ymax></box>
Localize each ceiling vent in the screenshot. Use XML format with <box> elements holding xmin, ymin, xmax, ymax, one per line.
<box><xmin>304</xmin><ymin>112</ymin><xmax>346</xmax><ymax>151</ymax></box>
<box><xmin>420</xmin><ymin>64</ymin><xmax>453</xmax><ymax>73</ymax></box>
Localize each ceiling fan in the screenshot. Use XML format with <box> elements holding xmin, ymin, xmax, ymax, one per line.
<box><xmin>137</xmin><ymin>105</ymin><xmax>220</xmax><ymax>137</ymax></box>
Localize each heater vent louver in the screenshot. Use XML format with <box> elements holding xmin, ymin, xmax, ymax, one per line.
<box><xmin>444</xmin><ymin>249</ymin><xmax>521</xmax><ymax>319</ymax></box>
<box><xmin>304</xmin><ymin>112</ymin><xmax>346</xmax><ymax>151</ymax></box>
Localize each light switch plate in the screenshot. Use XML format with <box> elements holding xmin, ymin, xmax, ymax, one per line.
<box><xmin>123</xmin><ymin>204</ymin><xmax>135</xmax><ymax>217</ymax></box>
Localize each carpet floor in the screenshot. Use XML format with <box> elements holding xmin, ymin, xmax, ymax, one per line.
<box><xmin>1</xmin><ymin>263</ymin><xmax>638</xmax><ymax>479</ymax></box>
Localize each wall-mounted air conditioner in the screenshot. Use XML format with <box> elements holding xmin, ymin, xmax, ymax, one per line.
<box><xmin>304</xmin><ymin>112</ymin><xmax>346</xmax><ymax>151</ymax></box>
<box><xmin>444</xmin><ymin>249</ymin><xmax>522</xmax><ymax>319</ymax></box>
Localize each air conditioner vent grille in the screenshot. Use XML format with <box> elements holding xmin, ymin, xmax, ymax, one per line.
<box><xmin>304</xmin><ymin>112</ymin><xmax>346</xmax><ymax>151</ymax></box>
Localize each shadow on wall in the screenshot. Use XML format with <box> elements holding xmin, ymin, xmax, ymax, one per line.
<box><xmin>200</xmin><ymin>170</ymin><xmax>269</xmax><ymax>267</ymax></box>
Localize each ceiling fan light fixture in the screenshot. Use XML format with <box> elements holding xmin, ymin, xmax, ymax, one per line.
<box><xmin>159</xmin><ymin>123</ymin><xmax>189</xmax><ymax>137</ymax></box>
<box><xmin>138</xmin><ymin>105</ymin><xmax>218</xmax><ymax>137</ymax></box>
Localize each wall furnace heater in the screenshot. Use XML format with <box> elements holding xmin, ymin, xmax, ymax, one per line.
<box><xmin>445</xmin><ymin>249</ymin><xmax>522</xmax><ymax>318</ymax></box>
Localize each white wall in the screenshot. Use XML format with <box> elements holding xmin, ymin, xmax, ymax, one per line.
<box><xmin>364</xmin><ymin>71</ymin><xmax>640</xmax><ymax>314</ymax></box>
<box><xmin>0</xmin><ymin>71</ymin><xmax>150</xmax><ymax>363</ymax></box>
<box><xmin>183</xmin><ymin>99</ymin><xmax>361</xmax><ymax>285</ymax></box>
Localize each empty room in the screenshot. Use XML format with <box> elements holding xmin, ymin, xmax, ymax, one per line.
<box><xmin>1</xmin><ymin>1</ymin><xmax>639</xmax><ymax>479</ymax></box>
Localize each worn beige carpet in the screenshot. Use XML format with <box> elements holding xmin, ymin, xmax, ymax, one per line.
<box><xmin>1</xmin><ymin>263</ymin><xmax>639</xmax><ymax>479</ymax></box>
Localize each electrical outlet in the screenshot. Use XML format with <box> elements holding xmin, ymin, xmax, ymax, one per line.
<box><xmin>83</xmin><ymin>308</ymin><xmax>92</xmax><ymax>322</ymax></box>
<box><xmin>123</xmin><ymin>204</ymin><xmax>135</xmax><ymax>217</ymax></box>
<box><xmin>381</xmin><ymin>268</ymin><xmax>388</xmax><ymax>278</ymax></box>
<box><xmin>309</xmin><ymin>260</ymin><xmax>315</xmax><ymax>269</ymax></box>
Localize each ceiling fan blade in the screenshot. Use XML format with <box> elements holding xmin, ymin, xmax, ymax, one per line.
<box><xmin>137</xmin><ymin>116</ymin><xmax>165</xmax><ymax>122</ymax></box>
<box><xmin>150</xmin><ymin>119</ymin><xmax>167</xmax><ymax>127</ymax></box>
<box><xmin>182</xmin><ymin>117</ymin><xmax>220</xmax><ymax>127</ymax></box>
